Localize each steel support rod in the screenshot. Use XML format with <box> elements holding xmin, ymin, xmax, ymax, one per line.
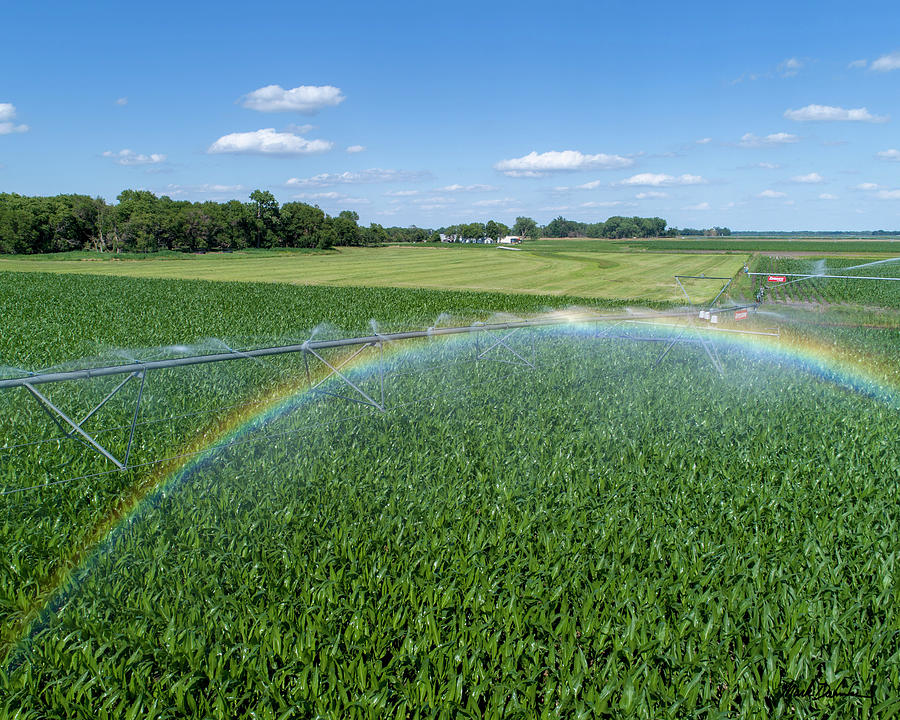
<box><xmin>69</xmin><ymin>372</ymin><xmax>137</xmax><ymax>436</ymax></box>
<box><xmin>23</xmin><ymin>383</ymin><xmax>125</xmax><ymax>469</ymax></box>
<box><xmin>123</xmin><ymin>371</ymin><xmax>146</xmax><ymax>467</ymax></box>
<box><xmin>306</xmin><ymin>348</ymin><xmax>384</xmax><ymax>411</ymax></box>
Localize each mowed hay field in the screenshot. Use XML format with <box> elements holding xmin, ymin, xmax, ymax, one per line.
<box><xmin>0</xmin><ymin>245</ymin><xmax>745</xmax><ymax>301</ymax></box>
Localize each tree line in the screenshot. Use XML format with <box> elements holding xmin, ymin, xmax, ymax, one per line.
<box><xmin>0</xmin><ymin>190</ymin><xmax>434</xmax><ymax>254</ymax></box>
<box><xmin>541</xmin><ymin>216</ymin><xmax>729</xmax><ymax>239</ymax></box>
<box><xmin>0</xmin><ymin>189</ymin><xmax>722</xmax><ymax>255</ymax></box>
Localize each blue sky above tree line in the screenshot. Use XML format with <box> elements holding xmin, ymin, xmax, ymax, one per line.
<box><xmin>2</xmin><ymin>0</ymin><xmax>900</xmax><ymax>230</ymax></box>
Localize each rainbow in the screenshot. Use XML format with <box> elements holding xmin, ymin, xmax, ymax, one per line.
<box><xmin>6</xmin><ymin>314</ymin><xmax>900</xmax><ymax>664</ymax></box>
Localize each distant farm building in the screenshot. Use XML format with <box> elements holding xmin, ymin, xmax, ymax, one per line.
<box><xmin>499</xmin><ymin>236</ymin><xmax>522</xmax><ymax>244</ymax></box>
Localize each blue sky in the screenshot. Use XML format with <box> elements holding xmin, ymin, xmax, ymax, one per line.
<box><xmin>2</xmin><ymin>0</ymin><xmax>900</xmax><ymax>230</ymax></box>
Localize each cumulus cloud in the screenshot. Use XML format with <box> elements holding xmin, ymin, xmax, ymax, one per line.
<box><xmin>473</xmin><ymin>197</ymin><xmax>516</xmax><ymax>207</ymax></box>
<box><xmin>870</xmin><ymin>52</ymin><xmax>900</xmax><ymax>72</ymax></box>
<box><xmin>285</xmin><ymin>168</ymin><xmax>430</xmax><ymax>187</ymax></box>
<box><xmin>163</xmin><ymin>183</ymin><xmax>245</xmax><ymax>197</ymax></box>
<box><xmin>616</xmin><ymin>173</ymin><xmax>706</xmax><ymax>187</ymax></box>
<box><xmin>239</xmin><ymin>84</ymin><xmax>345</xmax><ymax>113</ymax></box>
<box><xmin>411</xmin><ymin>196</ymin><xmax>453</xmax><ymax>205</ymax></box>
<box><xmin>784</xmin><ymin>104</ymin><xmax>888</xmax><ymax>122</ymax></box>
<box><xmin>752</xmin><ymin>162</ymin><xmax>782</xmax><ymax>169</ymax></box>
<box><xmin>683</xmin><ymin>202</ymin><xmax>710</xmax><ymax>211</ymax></box>
<box><xmin>856</xmin><ymin>182</ymin><xmax>881</xmax><ymax>190</ymax></box>
<box><xmin>208</xmin><ymin>128</ymin><xmax>332</xmax><ymax>155</ymax></box>
<box><xmin>739</xmin><ymin>132</ymin><xmax>799</xmax><ymax>147</ymax></box>
<box><xmin>0</xmin><ymin>103</ymin><xmax>29</xmax><ymax>134</ymax></box>
<box><xmin>778</xmin><ymin>57</ymin><xmax>803</xmax><ymax>77</ymax></box>
<box><xmin>346</xmin><ymin>145</ymin><xmax>366</xmax><ymax>153</ymax></box>
<box><xmin>877</xmin><ymin>190</ymin><xmax>900</xmax><ymax>199</ymax></box>
<box><xmin>758</xmin><ymin>189</ymin><xmax>787</xmax><ymax>198</ymax></box>
<box><xmin>636</xmin><ymin>191</ymin><xmax>668</xmax><ymax>199</ymax></box>
<box><xmin>695</xmin><ymin>137</ymin><xmax>712</xmax><ymax>144</ymax></box>
<box><xmin>580</xmin><ymin>200</ymin><xmax>633</xmax><ymax>208</ymax></box>
<box><xmin>849</xmin><ymin>59</ymin><xmax>867</xmax><ymax>69</ymax></box>
<box><xmin>494</xmin><ymin>150</ymin><xmax>633</xmax><ymax>177</ymax></box>
<box><xmin>437</xmin><ymin>184</ymin><xmax>498</xmax><ymax>192</ymax></box>
<box><xmin>103</xmin><ymin>149</ymin><xmax>167</xmax><ymax>166</ymax></box>
<box><xmin>384</xmin><ymin>189</ymin><xmax>420</xmax><ymax>197</ymax></box>
<box><xmin>877</xmin><ymin>149</ymin><xmax>900</xmax><ymax>161</ymax></box>
<box><xmin>819</xmin><ymin>193</ymin><xmax>839</xmax><ymax>200</ymax></box>
<box><xmin>791</xmin><ymin>172</ymin><xmax>825</xmax><ymax>184</ymax></box>
<box><xmin>293</xmin><ymin>191</ymin><xmax>370</xmax><ymax>204</ymax></box>
<box><xmin>115</xmin><ymin>97</ymin><xmax>128</xmax><ymax>106</ymax></box>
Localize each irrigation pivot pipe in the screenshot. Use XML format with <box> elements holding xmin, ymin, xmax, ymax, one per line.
<box><xmin>0</xmin><ymin>308</ymin><xmax>755</xmax><ymax>390</ymax></box>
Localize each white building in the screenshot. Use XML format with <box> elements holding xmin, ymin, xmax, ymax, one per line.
<box><xmin>499</xmin><ymin>235</ymin><xmax>522</xmax><ymax>244</ymax></box>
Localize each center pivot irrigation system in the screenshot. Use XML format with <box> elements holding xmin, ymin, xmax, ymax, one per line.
<box><xmin>745</xmin><ymin>259</ymin><xmax>900</xmax><ymax>302</ymax></box>
<box><xmin>1</xmin><ymin>278</ymin><xmax>765</xmax><ymax>485</ymax></box>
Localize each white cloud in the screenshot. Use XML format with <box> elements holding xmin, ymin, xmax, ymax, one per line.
<box><xmin>384</xmin><ymin>189</ymin><xmax>420</xmax><ymax>197</ymax></box>
<box><xmin>856</xmin><ymin>182</ymin><xmax>881</xmax><ymax>190</ymax></box>
<box><xmin>494</xmin><ymin>149</ymin><xmax>633</xmax><ymax>177</ymax></box>
<box><xmin>103</xmin><ymin>149</ymin><xmax>167</xmax><ymax>166</ymax></box>
<box><xmin>849</xmin><ymin>59</ymin><xmax>867</xmax><ymax>69</ymax></box>
<box><xmin>877</xmin><ymin>190</ymin><xmax>900</xmax><ymax>199</ymax></box>
<box><xmin>758</xmin><ymin>189</ymin><xmax>787</xmax><ymax>198</ymax></box>
<box><xmin>739</xmin><ymin>132</ymin><xmax>799</xmax><ymax>147</ymax></box>
<box><xmin>285</xmin><ymin>123</ymin><xmax>316</xmax><ymax>134</ymax></box>
<box><xmin>778</xmin><ymin>57</ymin><xmax>802</xmax><ymax>77</ymax></box>
<box><xmin>579</xmin><ymin>200</ymin><xmax>633</xmax><ymax>208</ymax></box>
<box><xmin>208</xmin><ymin>128</ymin><xmax>332</xmax><ymax>155</ymax></box>
<box><xmin>784</xmin><ymin>104</ymin><xmax>888</xmax><ymax>122</ymax></box>
<box><xmin>791</xmin><ymin>172</ymin><xmax>825</xmax><ymax>184</ymax></box>
<box><xmin>115</xmin><ymin>97</ymin><xmax>128</xmax><ymax>106</ymax></box>
<box><xmin>871</xmin><ymin>52</ymin><xmax>900</xmax><ymax>72</ymax></box>
<box><xmin>753</xmin><ymin>162</ymin><xmax>782</xmax><ymax>169</ymax></box>
<box><xmin>411</xmin><ymin>196</ymin><xmax>453</xmax><ymax>205</ymax></box>
<box><xmin>239</xmin><ymin>84</ymin><xmax>345</xmax><ymax>113</ymax></box>
<box><xmin>695</xmin><ymin>137</ymin><xmax>712</xmax><ymax>144</ymax></box>
<box><xmin>346</xmin><ymin>145</ymin><xmax>366</xmax><ymax>153</ymax></box>
<box><xmin>0</xmin><ymin>103</ymin><xmax>28</xmax><ymax>134</ymax></box>
<box><xmin>616</xmin><ymin>172</ymin><xmax>706</xmax><ymax>187</ymax></box>
<box><xmin>818</xmin><ymin>193</ymin><xmax>839</xmax><ymax>200</ymax></box>
<box><xmin>636</xmin><ymin>191</ymin><xmax>668</xmax><ymax>199</ymax></box>
<box><xmin>286</xmin><ymin>168</ymin><xmax>430</xmax><ymax>187</ymax></box>
<box><xmin>163</xmin><ymin>183</ymin><xmax>245</xmax><ymax>196</ymax></box>
<box><xmin>293</xmin><ymin>191</ymin><xmax>370</xmax><ymax>204</ymax></box>
<box><xmin>683</xmin><ymin>202</ymin><xmax>710</xmax><ymax>211</ymax></box>
<box><xmin>437</xmin><ymin>184</ymin><xmax>499</xmax><ymax>192</ymax></box>
<box><xmin>877</xmin><ymin>149</ymin><xmax>900</xmax><ymax>161</ymax></box>
<box><xmin>473</xmin><ymin>197</ymin><xmax>516</xmax><ymax>207</ymax></box>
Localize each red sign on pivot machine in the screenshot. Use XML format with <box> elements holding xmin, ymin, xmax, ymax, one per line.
<box><xmin>767</xmin><ymin>275</ymin><xmax>786</xmax><ymax>283</ymax></box>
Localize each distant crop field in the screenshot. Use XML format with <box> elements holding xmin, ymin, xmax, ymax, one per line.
<box><xmin>0</xmin><ymin>246</ymin><xmax>746</xmax><ymax>302</ymax></box>
<box><xmin>619</xmin><ymin>238</ymin><xmax>900</xmax><ymax>254</ymax></box>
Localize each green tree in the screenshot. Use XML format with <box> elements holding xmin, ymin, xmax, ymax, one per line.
<box><xmin>249</xmin><ymin>189</ymin><xmax>280</xmax><ymax>248</ymax></box>
<box><xmin>485</xmin><ymin>220</ymin><xmax>509</xmax><ymax>242</ymax></box>
<box><xmin>512</xmin><ymin>216</ymin><xmax>539</xmax><ymax>240</ymax></box>
<box><xmin>332</xmin><ymin>210</ymin><xmax>361</xmax><ymax>246</ymax></box>
<box><xmin>281</xmin><ymin>202</ymin><xmax>326</xmax><ymax>247</ymax></box>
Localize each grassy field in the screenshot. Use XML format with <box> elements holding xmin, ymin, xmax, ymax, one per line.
<box><xmin>0</xmin><ymin>245</ymin><xmax>746</xmax><ymax>302</ymax></box>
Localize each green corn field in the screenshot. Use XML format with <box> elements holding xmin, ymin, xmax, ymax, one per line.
<box><xmin>2</xmin><ymin>272</ymin><xmax>900</xmax><ymax>718</ymax></box>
